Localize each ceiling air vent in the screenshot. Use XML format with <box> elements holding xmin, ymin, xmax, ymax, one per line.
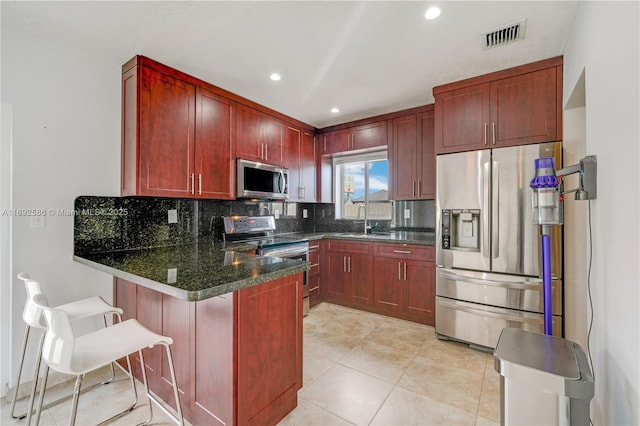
<box><xmin>483</xmin><ymin>20</ymin><xmax>526</xmax><ymax>49</ymax></box>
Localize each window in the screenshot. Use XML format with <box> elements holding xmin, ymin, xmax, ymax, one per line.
<box><xmin>334</xmin><ymin>151</ymin><xmax>392</xmax><ymax>220</ymax></box>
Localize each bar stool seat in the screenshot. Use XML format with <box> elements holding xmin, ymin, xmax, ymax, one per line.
<box><xmin>32</xmin><ymin>292</ymin><xmax>184</xmax><ymax>426</ymax></box>
<box><xmin>10</xmin><ymin>273</ymin><xmax>123</xmax><ymax>424</ymax></box>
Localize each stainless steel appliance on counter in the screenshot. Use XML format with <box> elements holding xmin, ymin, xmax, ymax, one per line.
<box><xmin>435</xmin><ymin>142</ymin><xmax>563</xmax><ymax>349</ymax></box>
<box><xmin>222</xmin><ymin>215</ymin><xmax>310</xmax><ymax>315</ymax></box>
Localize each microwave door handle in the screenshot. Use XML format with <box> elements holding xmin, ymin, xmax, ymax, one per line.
<box><xmin>278</xmin><ymin>170</ymin><xmax>286</xmax><ymax>195</ymax></box>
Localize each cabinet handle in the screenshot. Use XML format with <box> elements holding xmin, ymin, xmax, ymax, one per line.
<box><xmin>259</xmin><ymin>143</ymin><xmax>263</xmax><ymax>159</ymax></box>
<box><xmin>492</xmin><ymin>122</ymin><xmax>496</xmax><ymax>145</ymax></box>
<box><xmin>393</xmin><ymin>250</ymin><xmax>412</xmax><ymax>254</ymax></box>
<box><xmin>417</xmin><ymin>181</ymin><xmax>421</xmax><ymax>197</ymax></box>
<box><xmin>265</xmin><ymin>143</ymin><xmax>268</xmax><ymax>160</ymax></box>
<box><xmin>324</xmin><ymin>137</ymin><xmax>327</xmax><ymax>152</ymax></box>
<box><xmin>404</xmin><ymin>262</ymin><xmax>407</xmax><ymax>281</ymax></box>
<box><xmin>343</xmin><ymin>256</ymin><xmax>347</xmax><ymax>272</ymax></box>
<box><xmin>348</xmin><ymin>256</ymin><xmax>351</xmax><ymax>273</ymax></box>
<box><xmin>309</xmin><ymin>286</ymin><xmax>320</xmax><ymax>292</ymax></box>
<box><xmin>198</xmin><ymin>174</ymin><xmax>202</xmax><ymax>195</ymax></box>
<box><xmin>413</xmin><ymin>181</ymin><xmax>416</xmax><ymax>197</ymax></box>
<box><xmin>398</xmin><ymin>262</ymin><xmax>402</xmax><ymax>280</ymax></box>
<box><xmin>484</xmin><ymin>123</ymin><xmax>488</xmax><ymax>145</ymax></box>
<box><xmin>190</xmin><ymin>173</ymin><xmax>195</xmax><ymax>195</ymax></box>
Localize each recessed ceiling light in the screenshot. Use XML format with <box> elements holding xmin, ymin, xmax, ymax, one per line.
<box><xmin>331</xmin><ymin>107</ymin><xmax>340</xmax><ymax>113</ymax></box>
<box><xmin>270</xmin><ymin>73</ymin><xmax>281</xmax><ymax>81</ymax></box>
<box><xmin>425</xmin><ymin>6</ymin><xmax>441</xmax><ymax>20</ymax></box>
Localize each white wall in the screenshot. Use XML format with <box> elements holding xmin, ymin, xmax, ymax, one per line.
<box><xmin>0</xmin><ymin>26</ymin><xmax>121</xmax><ymax>396</ymax></box>
<box><xmin>563</xmin><ymin>1</ymin><xmax>639</xmax><ymax>424</ymax></box>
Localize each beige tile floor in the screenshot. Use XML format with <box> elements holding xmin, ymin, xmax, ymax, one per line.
<box><xmin>279</xmin><ymin>303</ymin><xmax>500</xmax><ymax>426</ymax></box>
<box><xmin>1</xmin><ymin>302</ymin><xmax>500</xmax><ymax>426</ymax></box>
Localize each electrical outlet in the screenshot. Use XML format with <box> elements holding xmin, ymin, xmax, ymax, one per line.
<box><xmin>404</xmin><ymin>209</ymin><xmax>411</xmax><ymax>219</ymax></box>
<box><xmin>302</xmin><ymin>209</ymin><xmax>308</xmax><ymax>218</ymax></box>
<box><xmin>274</xmin><ymin>210</ymin><xmax>280</xmax><ymax>219</ymax></box>
<box><xmin>30</xmin><ymin>216</ymin><xmax>46</xmax><ymax>229</ymax></box>
<box><xmin>167</xmin><ymin>268</ymin><xmax>178</xmax><ymax>283</ymax></box>
<box><xmin>168</xmin><ymin>209</ymin><xmax>178</xmax><ymax>224</ymax></box>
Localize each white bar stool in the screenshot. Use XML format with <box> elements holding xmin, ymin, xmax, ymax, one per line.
<box><xmin>9</xmin><ymin>273</ymin><xmax>123</xmax><ymax>424</ymax></box>
<box><xmin>32</xmin><ymin>292</ymin><xmax>184</xmax><ymax>426</ymax></box>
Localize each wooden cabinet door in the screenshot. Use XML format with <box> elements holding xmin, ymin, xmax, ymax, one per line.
<box><xmin>139</xmin><ymin>66</ymin><xmax>195</xmax><ymax>197</ymax></box>
<box><xmin>284</xmin><ymin>126</ymin><xmax>302</xmax><ymax>200</ymax></box>
<box><xmin>373</xmin><ymin>258</ymin><xmax>403</xmax><ymax>313</ymax></box>
<box><xmin>235</xmin><ymin>104</ymin><xmax>264</xmax><ymax>163</ymax></box>
<box><xmin>352</xmin><ymin>121</ymin><xmax>387</xmax><ymax>150</ymax></box>
<box><xmin>235</xmin><ymin>104</ymin><xmax>283</xmax><ymax>165</ymax></box>
<box><xmin>299</xmin><ymin>130</ymin><xmax>317</xmax><ymax>202</ymax></box>
<box><xmin>195</xmin><ymin>88</ymin><xmax>235</xmax><ymax>199</ymax></box>
<box><xmin>435</xmin><ymin>83</ymin><xmax>490</xmax><ymax>154</ymax></box>
<box><xmin>262</xmin><ymin>114</ymin><xmax>284</xmax><ymax>165</ymax></box>
<box><xmin>316</xmin><ymin>139</ymin><xmax>333</xmax><ymax>203</ymax></box>
<box><xmin>324</xmin><ymin>129</ymin><xmax>351</xmax><ymax>154</ymax></box>
<box><xmin>491</xmin><ymin>68</ymin><xmax>559</xmax><ymax>147</ymax></box>
<box><xmin>405</xmin><ymin>261</ymin><xmax>435</xmax><ymax>324</ymax></box>
<box><xmin>417</xmin><ymin>110</ymin><xmax>436</xmax><ymax>199</ymax></box>
<box><xmin>391</xmin><ymin>114</ymin><xmax>419</xmax><ymax>200</ymax></box>
<box><xmin>349</xmin><ymin>253</ymin><xmax>373</xmax><ymax>305</ymax></box>
<box><xmin>237</xmin><ymin>274</ymin><xmax>302</xmax><ymax>425</ymax></box>
<box><xmin>191</xmin><ymin>295</ymin><xmax>235</xmax><ymax>426</ymax></box>
<box><xmin>325</xmin><ymin>252</ymin><xmax>350</xmax><ymax>300</ymax></box>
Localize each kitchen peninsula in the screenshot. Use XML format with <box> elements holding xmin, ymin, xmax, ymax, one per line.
<box><xmin>73</xmin><ymin>197</ymin><xmax>308</xmax><ymax>426</ymax></box>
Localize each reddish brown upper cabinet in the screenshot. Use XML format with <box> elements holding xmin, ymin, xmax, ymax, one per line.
<box><xmin>121</xmin><ymin>57</ymin><xmax>235</xmax><ymax>199</ymax></box>
<box><xmin>434</xmin><ymin>57</ymin><xmax>563</xmax><ymax>154</ymax></box>
<box><xmin>235</xmin><ymin>104</ymin><xmax>284</xmax><ymax>166</ymax></box>
<box><xmin>390</xmin><ymin>107</ymin><xmax>435</xmax><ymax>200</ymax></box>
<box><xmin>319</xmin><ymin>120</ymin><xmax>388</xmax><ymax>155</ymax></box>
<box><xmin>285</xmin><ymin>126</ymin><xmax>316</xmax><ymax>202</ymax></box>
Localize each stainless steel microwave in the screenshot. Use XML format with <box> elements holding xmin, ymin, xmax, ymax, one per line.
<box><xmin>236</xmin><ymin>159</ymin><xmax>288</xmax><ymax>199</ymax></box>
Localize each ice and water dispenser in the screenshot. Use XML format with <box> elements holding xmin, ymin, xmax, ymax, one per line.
<box><xmin>440</xmin><ymin>209</ymin><xmax>481</xmax><ymax>251</ymax></box>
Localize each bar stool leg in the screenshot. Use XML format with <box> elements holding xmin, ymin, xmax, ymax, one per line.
<box><xmin>9</xmin><ymin>325</ymin><xmax>31</xmax><ymax>419</ymax></box>
<box><xmin>137</xmin><ymin>349</ymin><xmax>153</xmax><ymax>426</ymax></box>
<box><xmin>32</xmin><ymin>365</ymin><xmax>49</xmax><ymax>426</ymax></box>
<box><xmin>68</xmin><ymin>374</ymin><xmax>84</xmax><ymax>426</ymax></box>
<box><xmin>164</xmin><ymin>343</ymin><xmax>184</xmax><ymax>426</ymax></box>
<box><xmin>25</xmin><ymin>332</ymin><xmax>46</xmax><ymax>426</ymax></box>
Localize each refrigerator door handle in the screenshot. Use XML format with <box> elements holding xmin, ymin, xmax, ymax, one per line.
<box><xmin>482</xmin><ymin>160</ymin><xmax>491</xmax><ymax>259</ymax></box>
<box><xmin>492</xmin><ymin>161</ymin><xmax>499</xmax><ymax>259</ymax></box>
<box><xmin>439</xmin><ymin>269</ymin><xmax>544</xmax><ymax>290</ymax></box>
<box><xmin>438</xmin><ymin>300</ymin><xmax>544</xmax><ymax>324</ymax></box>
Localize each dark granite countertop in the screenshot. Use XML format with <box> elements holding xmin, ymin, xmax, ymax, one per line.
<box><xmin>74</xmin><ymin>241</ymin><xmax>309</xmax><ymax>301</ymax></box>
<box><xmin>275</xmin><ymin>231</ymin><xmax>435</xmax><ymax>246</ymax></box>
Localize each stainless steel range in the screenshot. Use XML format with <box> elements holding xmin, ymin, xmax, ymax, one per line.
<box><xmin>222</xmin><ymin>215</ymin><xmax>310</xmax><ymax>315</ymax></box>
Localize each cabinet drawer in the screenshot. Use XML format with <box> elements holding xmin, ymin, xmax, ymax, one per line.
<box><xmin>327</xmin><ymin>239</ymin><xmax>372</xmax><ymax>254</ymax></box>
<box><xmin>374</xmin><ymin>243</ymin><xmax>434</xmax><ymax>261</ymax></box>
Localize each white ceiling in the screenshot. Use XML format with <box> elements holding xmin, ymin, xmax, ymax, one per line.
<box><xmin>1</xmin><ymin>1</ymin><xmax>579</xmax><ymax>128</ymax></box>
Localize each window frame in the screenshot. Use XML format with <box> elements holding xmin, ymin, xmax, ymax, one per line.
<box><xmin>333</xmin><ymin>150</ymin><xmax>391</xmax><ymax>220</ymax></box>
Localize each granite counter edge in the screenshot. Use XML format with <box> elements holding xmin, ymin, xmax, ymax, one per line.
<box><xmin>73</xmin><ymin>255</ymin><xmax>309</xmax><ymax>302</ymax></box>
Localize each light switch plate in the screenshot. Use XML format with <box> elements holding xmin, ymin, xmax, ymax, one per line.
<box><xmin>274</xmin><ymin>210</ymin><xmax>280</xmax><ymax>219</ymax></box>
<box><xmin>302</xmin><ymin>209</ymin><xmax>308</xmax><ymax>218</ymax></box>
<box><xmin>404</xmin><ymin>209</ymin><xmax>411</xmax><ymax>219</ymax></box>
<box><xmin>167</xmin><ymin>268</ymin><xmax>177</xmax><ymax>283</ymax></box>
<box><xmin>168</xmin><ymin>209</ymin><xmax>178</xmax><ymax>224</ymax></box>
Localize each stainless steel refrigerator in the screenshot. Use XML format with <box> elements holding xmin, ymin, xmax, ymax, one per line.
<box><xmin>435</xmin><ymin>142</ymin><xmax>562</xmax><ymax>349</ymax></box>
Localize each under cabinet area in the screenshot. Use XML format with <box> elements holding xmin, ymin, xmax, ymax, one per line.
<box><xmin>434</xmin><ymin>56</ymin><xmax>562</xmax><ymax>154</ymax></box>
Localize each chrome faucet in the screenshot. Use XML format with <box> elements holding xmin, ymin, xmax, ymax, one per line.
<box><xmin>259</xmin><ymin>204</ymin><xmax>271</xmax><ymax>216</ymax></box>
<box><xmin>357</xmin><ymin>204</ymin><xmax>369</xmax><ymax>234</ymax></box>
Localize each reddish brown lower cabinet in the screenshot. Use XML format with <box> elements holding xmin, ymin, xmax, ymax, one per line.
<box><xmin>373</xmin><ymin>243</ymin><xmax>435</xmax><ymax>325</ymax></box>
<box><xmin>113</xmin><ymin>273</ymin><xmax>303</xmax><ymax>426</ymax></box>
<box><xmin>324</xmin><ymin>240</ymin><xmax>373</xmax><ymax>307</ymax></box>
